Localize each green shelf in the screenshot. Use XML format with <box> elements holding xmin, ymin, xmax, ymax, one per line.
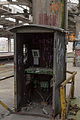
<box><xmin>25</xmin><ymin>67</ymin><xmax>53</xmax><ymax>75</ymax></box>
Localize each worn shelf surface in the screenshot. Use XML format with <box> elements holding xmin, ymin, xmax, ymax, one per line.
<box><xmin>25</xmin><ymin>67</ymin><xmax>53</xmax><ymax>75</ymax></box>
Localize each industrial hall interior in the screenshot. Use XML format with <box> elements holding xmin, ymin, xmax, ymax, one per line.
<box><xmin>0</xmin><ymin>0</ymin><xmax>80</xmax><ymax>120</ymax></box>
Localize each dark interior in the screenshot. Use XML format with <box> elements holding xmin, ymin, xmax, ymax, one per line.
<box><xmin>16</xmin><ymin>32</ymin><xmax>54</xmax><ymax>114</ymax></box>
<box><xmin>23</xmin><ymin>33</ymin><xmax>54</xmax><ymax>68</ymax></box>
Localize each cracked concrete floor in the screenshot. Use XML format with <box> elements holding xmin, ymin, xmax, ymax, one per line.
<box><xmin>0</xmin><ymin>58</ymin><xmax>80</xmax><ymax>120</ymax></box>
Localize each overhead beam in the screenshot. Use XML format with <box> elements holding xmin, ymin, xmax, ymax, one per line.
<box><xmin>10</xmin><ymin>1</ymin><xmax>32</xmax><ymax>7</ymax></box>
<box><xmin>0</xmin><ymin>1</ymin><xmax>9</xmax><ymax>5</ymax></box>
<box><xmin>0</xmin><ymin>28</ymin><xmax>13</xmax><ymax>37</ymax></box>
<box><xmin>0</xmin><ymin>0</ymin><xmax>32</xmax><ymax>38</ymax></box>
<box><xmin>0</xmin><ymin>1</ymin><xmax>32</xmax><ymax>7</ymax></box>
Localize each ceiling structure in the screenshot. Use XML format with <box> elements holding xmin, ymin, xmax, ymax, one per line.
<box><xmin>0</xmin><ymin>0</ymin><xmax>32</xmax><ymax>38</ymax></box>
<box><xmin>0</xmin><ymin>0</ymin><xmax>80</xmax><ymax>37</ymax></box>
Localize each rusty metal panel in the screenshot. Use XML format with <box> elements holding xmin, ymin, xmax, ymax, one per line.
<box><xmin>32</xmin><ymin>0</ymin><xmax>65</xmax><ymax>28</ymax></box>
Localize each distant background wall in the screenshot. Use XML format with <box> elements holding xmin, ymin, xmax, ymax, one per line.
<box><xmin>0</xmin><ymin>38</ymin><xmax>14</xmax><ymax>52</ymax></box>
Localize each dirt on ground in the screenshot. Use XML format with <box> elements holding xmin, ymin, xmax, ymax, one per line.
<box><xmin>0</xmin><ymin>58</ymin><xmax>80</xmax><ymax>120</ymax></box>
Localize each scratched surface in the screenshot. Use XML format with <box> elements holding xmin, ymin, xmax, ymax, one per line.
<box><xmin>13</xmin><ymin>26</ymin><xmax>66</xmax><ymax>116</ymax></box>
<box><xmin>53</xmin><ymin>32</ymin><xmax>66</xmax><ymax>116</ymax></box>
<box><xmin>33</xmin><ymin>0</ymin><xmax>65</xmax><ymax>28</ymax></box>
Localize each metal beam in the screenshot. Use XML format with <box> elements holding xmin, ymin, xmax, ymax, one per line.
<box><xmin>0</xmin><ymin>1</ymin><xmax>32</xmax><ymax>7</ymax></box>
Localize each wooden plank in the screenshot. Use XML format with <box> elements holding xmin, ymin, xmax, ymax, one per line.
<box><xmin>66</xmin><ymin>84</ymin><xmax>72</xmax><ymax>114</ymax></box>
<box><xmin>66</xmin><ymin>71</ymin><xmax>74</xmax><ymax>74</ymax></box>
<box><xmin>61</xmin><ymin>72</ymin><xmax>77</xmax><ymax>87</ymax></box>
<box><xmin>60</xmin><ymin>87</ymin><xmax>66</xmax><ymax>120</ymax></box>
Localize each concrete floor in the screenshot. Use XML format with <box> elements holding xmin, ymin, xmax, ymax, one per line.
<box><xmin>67</xmin><ymin>58</ymin><xmax>80</xmax><ymax>98</ymax></box>
<box><xmin>0</xmin><ymin>77</ymin><xmax>14</xmax><ymax>115</ymax></box>
<box><xmin>68</xmin><ymin>98</ymin><xmax>80</xmax><ymax>120</ymax></box>
<box><xmin>1</xmin><ymin>114</ymin><xmax>49</xmax><ymax>120</ymax></box>
<box><xmin>0</xmin><ymin>58</ymin><xmax>80</xmax><ymax>119</ymax></box>
<box><xmin>0</xmin><ymin>64</ymin><xmax>14</xmax><ymax>117</ymax></box>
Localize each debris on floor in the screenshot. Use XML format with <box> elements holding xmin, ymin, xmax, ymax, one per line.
<box><xmin>69</xmin><ymin>104</ymin><xmax>80</xmax><ymax>115</ymax></box>
<box><xmin>68</xmin><ymin>98</ymin><xmax>80</xmax><ymax>120</ymax></box>
<box><xmin>42</xmin><ymin>108</ymin><xmax>48</xmax><ymax>115</ymax></box>
<box><xmin>21</xmin><ymin>102</ymin><xmax>52</xmax><ymax>116</ymax></box>
<box><xmin>0</xmin><ymin>113</ymin><xmax>5</xmax><ymax>120</ymax></box>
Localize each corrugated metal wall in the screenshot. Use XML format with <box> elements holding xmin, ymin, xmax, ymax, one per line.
<box><xmin>32</xmin><ymin>0</ymin><xmax>65</xmax><ymax>28</ymax></box>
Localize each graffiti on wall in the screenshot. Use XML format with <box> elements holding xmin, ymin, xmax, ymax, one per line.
<box><xmin>76</xmin><ymin>50</ymin><xmax>80</xmax><ymax>56</ymax></box>
<box><xmin>39</xmin><ymin>13</ymin><xmax>50</xmax><ymax>25</ymax></box>
<box><xmin>57</xmin><ymin>38</ymin><xmax>64</xmax><ymax>72</ymax></box>
<box><xmin>75</xmin><ymin>43</ymin><xmax>80</xmax><ymax>66</ymax></box>
<box><xmin>49</xmin><ymin>0</ymin><xmax>65</xmax><ymax>27</ymax></box>
<box><xmin>39</xmin><ymin>0</ymin><xmax>65</xmax><ymax>28</ymax></box>
<box><xmin>50</xmin><ymin>1</ymin><xmax>64</xmax><ymax>14</ymax></box>
<box><xmin>39</xmin><ymin>13</ymin><xmax>57</xmax><ymax>26</ymax></box>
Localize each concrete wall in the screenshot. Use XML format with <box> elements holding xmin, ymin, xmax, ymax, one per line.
<box><xmin>32</xmin><ymin>0</ymin><xmax>65</xmax><ymax>28</ymax></box>
<box><xmin>76</xmin><ymin>17</ymin><xmax>80</xmax><ymax>37</ymax></box>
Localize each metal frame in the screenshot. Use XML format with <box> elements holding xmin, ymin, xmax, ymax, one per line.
<box><xmin>10</xmin><ymin>24</ymin><xmax>66</xmax><ymax>117</ymax></box>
